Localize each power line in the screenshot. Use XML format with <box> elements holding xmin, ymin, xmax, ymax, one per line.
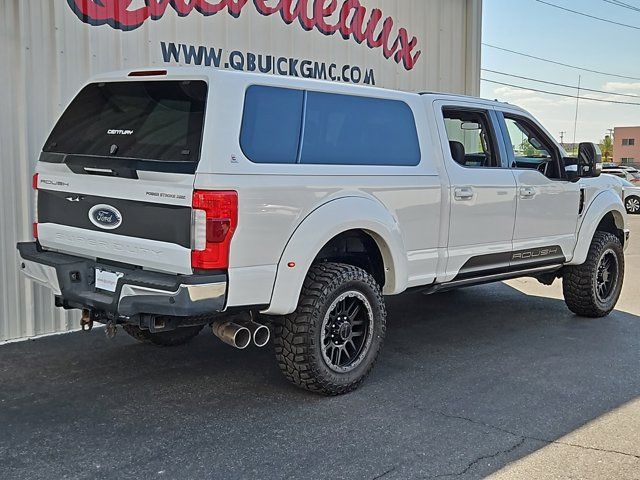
<box><xmin>481</xmin><ymin>78</ymin><xmax>640</xmax><ymax>106</ymax></box>
<box><xmin>573</xmin><ymin>75</ymin><xmax>581</xmax><ymax>145</ymax></box>
<box><xmin>483</xmin><ymin>43</ymin><xmax>640</xmax><ymax>82</ymax></box>
<box><xmin>602</xmin><ymin>0</ymin><xmax>640</xmax><ymax>13</ymax></box>
<box><xmin>482</xmin><ymin>68</ymin><xmax>640</xmax><ymax>99</ymax></box>
<box><xmin>535</xmin><ymin>0</ymin><xmax>640</xmax><ymax>30</ymax></box>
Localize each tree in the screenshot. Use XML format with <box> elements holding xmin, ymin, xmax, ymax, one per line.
<box><xmin>600</xmin><ymin>135</ymin><xmax>614</xmax><ymax>163</ymax></box>
<box><xmin>519</xmin><ymin>139</ymin><xmax>537</xmax><ymax>157</ymax></box>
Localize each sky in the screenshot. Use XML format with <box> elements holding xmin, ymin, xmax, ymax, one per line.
<box><xmin>481</xmin><ymin>0</ymin><xmax>640</xmax><ymax>143</ymax></box>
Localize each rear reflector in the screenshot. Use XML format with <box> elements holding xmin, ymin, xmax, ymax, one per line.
<box><xmin>32</xmin><ymin>222</ymin><xmax>38</xmax><ymax>240</ymax></box>
<box><xmin>128</xmin><ymin>70</ymin><xmax>168</xmax><ymax>77</ymax></box>
<box><xmin>191</xmin><ymin>191</ymin><xmax>238</xmax><ymax>270</ymax></box>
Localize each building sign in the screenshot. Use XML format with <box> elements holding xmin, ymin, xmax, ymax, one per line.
<box><xmin>160</xmin><ymin>41</ymin><xmax>377</xmax><ymax>84</ymax></box>
<box><xmin>66</xmin><ymin>0</ymin><xmax>422</xmax><ymax>71</ymax></box>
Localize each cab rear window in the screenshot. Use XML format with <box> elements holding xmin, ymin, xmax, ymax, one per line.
<box><xmin>43</xmin><ymin>81</ymin><xmax>207</xmax><ymax>166</ymax></box>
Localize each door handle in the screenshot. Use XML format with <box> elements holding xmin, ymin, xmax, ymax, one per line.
<box><xmin>454</xmin><ymin>187</ymin><xmax>474</xmax><ymax>201</ymax></box>
<box><xmin>519</xmin><ymin>186</ymin><xmax>536</xmax><ymax>199</ymax></box>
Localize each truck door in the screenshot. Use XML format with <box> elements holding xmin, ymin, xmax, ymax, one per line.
<box><xmin>434</xmin><ymin>102</ymin><xmax>517</xmax><ymax>280</ymax></box>
<box><xmin>496</xmin><ymin>111</ymin><xmax>580</xmax><ymax>264</ymax></box>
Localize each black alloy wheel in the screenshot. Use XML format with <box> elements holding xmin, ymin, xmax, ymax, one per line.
<box><xmin>321</xmin><ymin>290</ymin><xmax>374</xmax><ymax>373</ymax></box>
<box><xmin>595</xmin><ymin>249</ymin><xmax>620</xmax><ymax>304</ymax></box>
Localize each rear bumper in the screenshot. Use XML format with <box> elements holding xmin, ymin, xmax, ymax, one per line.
<box><xmin>17</xmin><ymin>242</ymin><xmax>227</xmax><ymax>317</ymax></box>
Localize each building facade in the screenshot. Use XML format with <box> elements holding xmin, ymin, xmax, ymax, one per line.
<box><xmin>614</xmin><ymin>126</ymin><xmax>640</xmax><ymax>166</ymax></box>
<box><xmin>0</xmin><ymin>0</ymin><xmax>483</xmax><ymax>342</ymax></box>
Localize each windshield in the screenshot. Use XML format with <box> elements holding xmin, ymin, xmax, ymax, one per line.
<box><xmin>44</xmin><ymin>81</ymin><xmax>207</xmax><ymax>166</ymax></box>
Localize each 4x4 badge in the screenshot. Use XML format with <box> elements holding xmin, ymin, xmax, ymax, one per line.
<box><xmin>88</xmin><ymin>204</ymin><xmax>122</xmax><ymax>230</ymax></box>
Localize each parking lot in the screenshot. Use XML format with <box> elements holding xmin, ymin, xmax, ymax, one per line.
<box><xmin>1</xmin><ymin>218</ymin><xmax>639</xmax><ymax>480</ymax></box>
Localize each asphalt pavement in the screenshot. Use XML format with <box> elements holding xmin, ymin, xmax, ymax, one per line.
<box><xmin>1</xmin><ymin>219</ymin><xmax>639</xmax><ymax>479</ymax></box>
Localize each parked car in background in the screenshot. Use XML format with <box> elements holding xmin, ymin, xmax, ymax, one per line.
<box><xmin>602</xmin><ymin>165</ymin><xmax>640</xmax><ymax>184</ymax></box>
<box><xmin>604</xmin><ymin>174</ymin><xmax>640</xmax><ymax>214</ymax></box>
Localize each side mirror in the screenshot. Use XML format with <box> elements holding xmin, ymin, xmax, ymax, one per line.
<box><xmin>577</xmin><ymin>142</ymin><xmax>602</xmax><ymax>178</ymax></box>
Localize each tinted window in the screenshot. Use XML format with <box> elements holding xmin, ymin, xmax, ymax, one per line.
<box><xmin>300</xmin><ymin>92</ymin><xmax>420</xmax><ymax>166</ymax></box>
<box><xmin>240</xmin><ymin>86</ymin><xmax>304</xmax><ymax>164</ymax></box>
<box><xmin>240</xmin><ymin>87</ymin><xmax>420</xmax><ymax>166</ymax></box>
<box><xmin>44</xmin><ymin>81</ymin><xmax>207</xmax><ymax>164</ymax></box>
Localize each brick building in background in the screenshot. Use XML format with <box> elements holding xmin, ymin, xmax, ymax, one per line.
<box><xmin>614</xmin><ymin>126</ymin><xmax>640</xmax><ymax>165</ymax></box>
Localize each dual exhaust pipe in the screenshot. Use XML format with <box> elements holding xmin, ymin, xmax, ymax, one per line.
<box><xmin>212</xmin><ymin>314</ymin><xmax>270</xmax><ymax>350</ymax></box>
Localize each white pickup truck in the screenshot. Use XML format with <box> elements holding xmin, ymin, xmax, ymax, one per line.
<box><xmin>18</xmin><ymin>68</ymin><xmax>629</xmax><ymax>395</ymax></box>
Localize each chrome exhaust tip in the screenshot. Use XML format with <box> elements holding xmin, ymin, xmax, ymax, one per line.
<box><xmin>211</xmin><ymin>320</ymin><xmax>251</xmax><ymax>350</ymax></box>
<box><xmin>250</xmin><ymin>321</ymin><xmax>270</xmax><ymax>348</ymax></box>
<box><xmin>233</xmin><ymin>316</ymin><xmax>271</xmax><ymax>348</ymax></box>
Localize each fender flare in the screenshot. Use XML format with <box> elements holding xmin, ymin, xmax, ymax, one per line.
<box><xmin>262</xmin><ymin>196</ymin><xmax>408</xmax><ymax>315</ymax></box>
<box><xmin>569</xmin><ymin>189</ymin><xmax>627</xmax><ymax>266</ymax></box>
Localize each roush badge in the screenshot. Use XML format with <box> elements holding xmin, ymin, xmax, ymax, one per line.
<box><xmin>89</xmin><ymin>204</ymin><xmax>123</xmax><ymax>230</ymax></box>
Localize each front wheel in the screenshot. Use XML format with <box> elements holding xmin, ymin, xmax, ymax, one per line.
<box><xmin>273</xmin><ymin>263</ymin><xmax>387</xmax><ymax>396</ymax></box>
<box><xmin>563</xmin><ymin>232</ymin><xmax>624</xmax><ymax>317</ymax></box>
<box><xmin>625</xmin><ymin>196</ymin><xmax>640</xmax><ymax>214</ymax></box>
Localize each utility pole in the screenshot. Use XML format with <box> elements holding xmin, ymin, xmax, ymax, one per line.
<box><xmin>573</xmin><ymin>75</ymin><xmax>581</xmax><ymax>146</ymax></box>
<box><xmin>606</xmin><ymin>129</ymin><xmax>615</xmax><ymax>165</ymax></box>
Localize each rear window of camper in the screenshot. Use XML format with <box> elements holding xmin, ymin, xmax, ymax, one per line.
<box><xmin>44</xmin><ymin>81</ymin><xmax>207</xmax><ymax>166</ymax></box>
<box><xmin>240</xmin><ymin>86</ymin><xmax>421</xmax><ymax>166</ymax></box>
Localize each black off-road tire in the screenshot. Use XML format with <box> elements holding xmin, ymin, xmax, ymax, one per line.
<box><xmin>563</xmin><ymin>231</ymin><xmax>624</xmax><ymax>318</ymax></box>
<box><xmin>122</xmin><ymin>324</ymin><xmax>204</xmax><ymax>347</ymax></box>
<box><xmin>273</xmin><ymin>262</ymin><xmax>387</xmax><ymax>396</ymax></box>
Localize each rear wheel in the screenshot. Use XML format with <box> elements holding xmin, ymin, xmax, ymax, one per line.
<box><xmin>273</xmin><ymin>263</ymin><xmax>386</xmax><ymax>396</ymax></box>
<box><xmin>625</xmin><ymin>196</ymin><xmax>640</xmax><ymax>214</ymax></box>
<box><xmin>563</xmin><ymin>232</ymin><xmax>624</xmax><ymax>318</ymax></box>
<box><xmin>123</xmin><ymin>324</ymin><xmax>204</xmax><ymax>347</ymax></box>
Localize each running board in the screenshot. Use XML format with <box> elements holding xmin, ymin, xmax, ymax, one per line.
<box><xmin>421</xmin><ymin>264</ymin><xmax>564</xmax><ymax>295</ymax></box>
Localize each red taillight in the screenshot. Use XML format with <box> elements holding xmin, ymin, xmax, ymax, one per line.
<box><xmin>191</xmin><ymin>190</ymin><xmax>238</xmax><ymax>270</ymax></box>
<box><xmin>32</xmin><ymin>173</ymin><xmax>39</xmax><ymax>239</ymax></box>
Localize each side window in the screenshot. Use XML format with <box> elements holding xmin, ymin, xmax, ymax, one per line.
<box><xmin>300</xmin><ymin>92</ymin><xmax>421</xmax><ymax>166</ymax></box>
<box><xmin>240</xmin><ymin>85</ymin><xmax>420</xmax><ymax>166</ymax></box>
<box><xmin>240</xmin><ymin>85</ymin><xmax>304</xmax><ymax>164</ymax></box>
<box><xmin>443</xmin><ymin>109</ymin><xmax>500</xmax><ymax>168</ymax></box>
<box><xmin>503</xmin><ymin>115</ymin><xmax>562</xmax><ymax>179</ymax></box>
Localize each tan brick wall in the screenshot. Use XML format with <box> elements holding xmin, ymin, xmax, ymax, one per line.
<box><xmin>614</xmin><ymin>126</ymin><xmax>640</xmax><ymax>165</ymax></box>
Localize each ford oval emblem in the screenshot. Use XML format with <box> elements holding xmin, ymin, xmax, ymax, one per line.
<box><xmin>89</xmin><ymin>204</ymin><xmax>122</xmax><ymax>230</ymax></box>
